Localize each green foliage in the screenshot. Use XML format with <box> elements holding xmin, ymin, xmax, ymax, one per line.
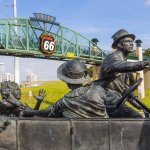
<box><xmin>144</xmin><ymin>48</ymin><xmax>150</xmax><ymax>56</ymax></box>
<box><xmin>20</xmin><ymin>81</ymin><xmax>69</xmax><ymax>109</ymax></box>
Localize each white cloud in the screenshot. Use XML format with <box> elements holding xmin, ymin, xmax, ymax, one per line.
<box><xmin>145</xmin><ymin>0</ymin><xmax>150</xmax><ymax>6</ymax></box>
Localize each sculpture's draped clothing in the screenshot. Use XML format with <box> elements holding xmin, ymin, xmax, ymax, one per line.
<box><xmin>99</xmin><ymin>50</ymin><xmax>144</xmax><ymax>118</ymax></box>
<box><xmin>49</xmin><ymin>85</ymin><xmax>107</xmax><ymax>118</ymax></box>
<box><xmin>100</xmin><ymin>50</ymin><xmax>145</xmax><ymax>94</ymax></box>
<box><xmin>25</xmin><ymin>85</ymin><xmax>108</xmax><ymax>118</ymax></box>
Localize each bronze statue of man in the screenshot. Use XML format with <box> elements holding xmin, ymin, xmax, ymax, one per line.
<box><xmin>99</xmin><ymin>29</ymin><xmax>149</xmax><ymax>118</ymax></box>
<box><xmin>23</xmin><ymin>59</ymin><xmax>108</xmax><ymax>118</ymax></box>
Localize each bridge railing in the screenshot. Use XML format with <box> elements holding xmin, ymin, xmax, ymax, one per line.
<box><xmin>0</xmin><ymin>18</ymin><xmax>110</xmax><ymax>63</ymax></box>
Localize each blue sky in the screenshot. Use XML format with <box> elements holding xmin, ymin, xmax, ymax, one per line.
<box><xmin>0</xmin><ymin>0</ymin><xmax>150</xmax><ymax>81</ymax></box>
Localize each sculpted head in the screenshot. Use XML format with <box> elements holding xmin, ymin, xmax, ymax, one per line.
<box><xmin>112</xmin><ymin>29</ymin><xmax>135</xmax><ymax>53</ymax></box>
<box><xmin>57</xmin><ymin>59</ymin><xmax>90</xmax><ymax>89</ymax></box>
<box><xmin>1</xmin><ymin>81</ymin><xmax>21</xmax><ymax>100</ymax></box>
<box><xmin>117</xmin><ymin>37</ymin><xmax>134</xmax><ymax>53</ymax></box>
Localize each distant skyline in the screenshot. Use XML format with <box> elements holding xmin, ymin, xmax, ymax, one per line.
<box><xmin>0</xmin><ymin>0</ymin><xmax>150</xmax><ymax>81</ymax></box>
<box><xmin>0</xmin><ymin>56</ymin><xmax>63</xmax><ymax>81</ymax></box>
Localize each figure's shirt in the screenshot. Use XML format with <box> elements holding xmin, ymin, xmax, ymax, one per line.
<box><xmin>100</xmin><ymin>50</ymin><xmax>144</xmax><ymax>94</ymax></box>
<box><xmin>49</xmin><ymin>85</ymin><xmax>107</xmax><ymax>118</ymax></box>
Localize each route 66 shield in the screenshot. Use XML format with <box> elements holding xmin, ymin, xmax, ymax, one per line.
<box><xmin>40</xmin><ymin>34</ymin><xmax>56</xmax><ymax>54</ymax></box>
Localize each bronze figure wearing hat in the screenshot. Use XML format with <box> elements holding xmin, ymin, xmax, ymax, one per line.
<box><xmin>57</xmin><ymin>59</ymin><xmax>90</xmax><ymax>84</ymax></box>
<box><xmin>99</xmin><ymin>29</ymin><xmax>150</xmax><ymax>118</ymax></box>
<box><xmin>112</xmin><ymin>29</ymin><xmax>135</xmax><ymax>49</ymax></box>
<box><xmin>22</xmin><ymin>59</ymin><xmax>108</xmax><ymax>118</ymax></box>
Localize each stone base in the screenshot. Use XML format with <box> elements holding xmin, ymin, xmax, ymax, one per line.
<box><xmin>0</xmin><ymin>118</ymin><xmax>150</xmax><ymax>150</ymax></box>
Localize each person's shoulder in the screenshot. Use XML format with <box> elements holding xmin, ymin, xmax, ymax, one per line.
<box><xmin>102</xmin><ymin>51</ymin><xmax>117</xmax><ymax>62</ymax></box>
<box><xmin>104</xmin><ymin>52</ymin><xmax>113</xmax><ymax>59</ymax></box>
<box><xmin>65</xmin><ymin>86</ymin><xmax>90</xmax><ymax>97</ymax></box>
<box><xmin>88</xmin><ymin>85</ymin><xmax>106</xmax><ymax>98</ymax></box>
<box><xmin>103</xmin><ymin>50</ymin><xmax>122</xmax><ymax>63</ymax></box>
<box><xmin>90</xmin><ymin>85</ymin><xmax>105</xmax><ymax>93</ymax></box>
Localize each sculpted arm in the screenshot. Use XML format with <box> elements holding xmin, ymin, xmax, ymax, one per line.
<box><xmin>23</xmin><ymin>97</ymin><xmax>65</xmax><ymax>117</ymax></box>
<box><xmin>23</xmin><ymin>106</ymin><xmax>52</xmax><ymax>117</ymax></box>
<box><xmin>34</xmin><ymin>89</ymin><xmax>47</xmax><ymax>110</ymax></box>
<box><xmin>103</xmin><ymin>59</ymin><xmax>149</xmax><ymax>74</ymax></box>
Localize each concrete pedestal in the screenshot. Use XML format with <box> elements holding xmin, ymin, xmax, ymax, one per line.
<box><xmin>1</xmin><ymin>118</ymin><xmax>150</xmax><ymax>150</ymax></box>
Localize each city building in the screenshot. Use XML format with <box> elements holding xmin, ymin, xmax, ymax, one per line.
<box><xmin>26</xmin><ymin>73</ymin><xmax>37</xmax><ymax>82</ymax></box>
<box><xmin>0</xmin><ymin>62</ymin><xmax>4</xmax><ymax>82</ymax></box>
<box><xmin>0</xmin><ymin>62</ymin><xmax>4</xmax><ymax>74</ymax></box>
<box><xmin>2</xmin><ymin>73</ymin><xmax>14</xmax><ymax>82</ymax></box>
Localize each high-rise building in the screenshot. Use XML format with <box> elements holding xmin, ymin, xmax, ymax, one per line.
<box><xmin>2</xmin><ymin>73</ymin><xmax>14</xmax><ymax>82</ymax></box>
<box><xmin>0</xmin><ymin>62</ymin><xmax>4</xmax><ymax>82</ymax></box>
<box><xmin>0</xmin><ymin>62</ymin><xmax>4</xmax><ymax>74</ymax></box>
<box><xmin>26</xmin><ymin>73</ymin><xmax>37</xmax><ymax>82</ymax></box>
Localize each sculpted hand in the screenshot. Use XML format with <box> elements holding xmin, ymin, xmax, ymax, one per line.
<box><xmin>34</xmin><ymin>89</ymin><xmax>47</xmax><ymax>103</ymax></box>
<box><xmin>19</xmin><ymin>106</ymin><xmax>34</xmax><ymax>117</ymax></box>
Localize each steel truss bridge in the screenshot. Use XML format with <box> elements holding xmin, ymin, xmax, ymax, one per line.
<box><xmin>0</xmin><ymin>17</ymin><xmax>112</xmax><ymax>65</ymax></box>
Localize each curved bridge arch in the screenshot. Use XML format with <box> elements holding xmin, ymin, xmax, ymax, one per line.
<box><xmin>0</xmin><ymin>18</ymin><xmax>110</xmax><ymax>64</ymax></box>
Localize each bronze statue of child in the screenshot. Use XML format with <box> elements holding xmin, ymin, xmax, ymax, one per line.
<box><xmin>0</xmin><ymin>81</ymin><xmax>46</xmax><ymax>117</ymax></box>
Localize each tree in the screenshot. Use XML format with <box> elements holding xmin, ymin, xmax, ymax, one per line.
<box><xmin>144</xmin><ymin>48</ymin><xmax>150</xmax><ymax>56</ymax></box>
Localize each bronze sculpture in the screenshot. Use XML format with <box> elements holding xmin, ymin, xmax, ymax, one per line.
<box><xmin>0</xmin><ymin>81</ymin><xmax>46</xmax><ymax>117</ymax></box>
<box><xmin>98</xmin><ymin>29</ymin><xmax>149</xmax><ymax>118</ymax></box>
<box><xmin>23</xmin><ymin>59</ymin><xmax>108</xmax><ymax>118</ymax></box>
<box><xmin>1</xmin><ymin>29</ymin><xmax>148</xmax><ymax>119</ymax></box>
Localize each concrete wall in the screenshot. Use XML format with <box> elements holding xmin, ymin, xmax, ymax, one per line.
<box><xmin>144</xmin><ymin>70</ymin><xmax>150</xmax><ymax>89</ymax></box>
<box><xmin>93</xmin><ymin>65</ymin><xmax>100</xmax><ymax>80</ymax></box>
<box><xmin>0</xmin><ymin>118</ymin><xmax>150</xmax><ymax>150</ymax></box>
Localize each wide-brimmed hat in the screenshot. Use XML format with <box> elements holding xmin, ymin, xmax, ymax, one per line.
<box><xmin>57</xmin><ymin>59</ymin><xmax>90</xmax><ymax>84</ymax></box>
<box><xmin>112</xmin><ymin>29</ymin><xmax>135</xmax><ymax>49</ymax></box>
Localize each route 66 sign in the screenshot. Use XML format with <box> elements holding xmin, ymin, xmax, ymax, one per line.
<box><xmin>40</xmin><ymin>34</ymin><xmax>56</xmax><ymax>54</ymax></box>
